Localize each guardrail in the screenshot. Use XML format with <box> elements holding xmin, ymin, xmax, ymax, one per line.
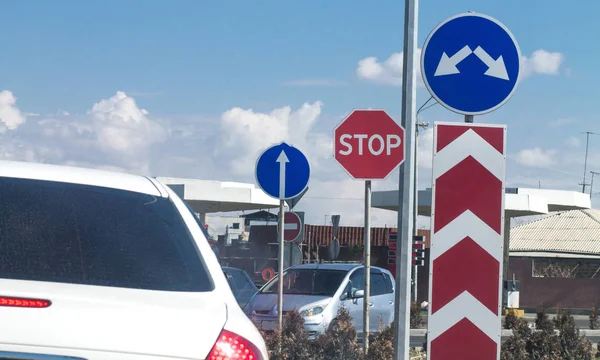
<box><xmin>409</xmin><ymin>329</ymin><xmax>600</xmax><ymax>336</ymax></box>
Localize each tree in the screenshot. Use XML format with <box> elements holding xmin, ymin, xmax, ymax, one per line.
<box><xmin>410</xmin><ymin>301</ymin><xmax>425</xmax><ymax>329</ymax></box>
<box><xmin>502</xmin><ymin>305</ymin><xmax>596</xmax><ymax>359</ymax></box>
<box><xmin>366</xmin><ymin>324</ymin><xmax>393</xmax><ymax>360</ymax></box>
<box><xmin>501</xmin><ymin>311</ymin><xmax>530</xmax><ymax>360</ymax></box>
<box><xmin>554</xmin><ymin>309</ymin><xmax>593</xmax><ymax>360</ymax></box>
<box><xmin>590</xmin><ymin>304</ymin><xmax>599</xmax><ymax>330</ymax></box>
<box><xmin>262</xmin><ymin>310</ymin><xmax>314</xmax><ymax>360</ymax></box>
<box><xmin>312</xmin><ymin>307</ymin><xmax>363</xmax><ymax>360</ymax></box>
<box><xmin>527</xmin><ymin>305</ymin><xmax>562</xmax><ymax>359</ymax></box>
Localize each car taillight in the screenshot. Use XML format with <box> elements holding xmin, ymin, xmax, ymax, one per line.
<box><xmin>207</xmin><ymin>329</ymin><xmax>263</xmax><ymax>360</ymax></box>
<box><xmin>0</xmin><ymin>296</ymin><xmax>51</xmax><ymax>308</ymax></box>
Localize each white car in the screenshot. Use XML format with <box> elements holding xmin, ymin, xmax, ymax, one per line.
<box><xmin>244</xmin><ymin>263</ymin><xmax>395</xmax><ymax>339</ymax></box>
<box><xmin>0</xmin><ymin>160</ymin><xmax>268</xmax><ymax>360</ymax></box>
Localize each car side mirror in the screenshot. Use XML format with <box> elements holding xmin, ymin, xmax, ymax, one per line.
<box><xmin>352</xmin><ymin>289</ymin><xmax>365</xmax><ymax>299</ymax></box>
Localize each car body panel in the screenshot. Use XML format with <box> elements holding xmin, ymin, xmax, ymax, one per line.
<box><xmin>0</xmin><ymin>161</ymin><xmax>268</xmax><ymax>360</ymax></box>
<box><xmin>222</xmin><ymin>267</ymin><xmax>259</xmax><ymax>308</ymax></box>
<box><xmin>0</xmin><ymin>279</ymin><xmax>226</xmax><ymax>359</ymax></box>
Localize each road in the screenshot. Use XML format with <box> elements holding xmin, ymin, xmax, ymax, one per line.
<box><xmin>408</xmin><ymin>330</ymin><xmax>513</xmax><ymax>348</ymax></box>
<box><xmin>420</xmin><ymin>314</ymin><xmax>591</xmax><ymax>329</ymax></box>
<box><xmin>409</xmin><ymin>327</ymin><xmax>600</xmax><ymax>348</ymax></box>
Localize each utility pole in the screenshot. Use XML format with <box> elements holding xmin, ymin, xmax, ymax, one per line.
<box><xmin>591</xmin><ymin>171</ymin><xmax>600</xmax><ymax>199</ymax></box>
<box><xmin>580</xmin><ymin>131</ymin><xmax>599</xmax><ymax>193</ymax></box>
<box><xmin>394</xmin><ymin>0</ymin><xmax>418</xmax><ymax>357</ymax></box>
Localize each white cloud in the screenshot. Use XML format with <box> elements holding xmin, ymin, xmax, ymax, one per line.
<box><xmin>516</xmin><ymin>147</ymin><xmax>557</xmax><ymax>167</ymax></box>
<box><xmin>0</xmin><ymin>90</ymin><xmax>27</xmax><ymax>131</ymax></box>
<box><xmin>356</xmin><ymin>49</ymin><xmax>423</xmax><ymax>86</ymax></box>
<box><xmin>548</xmin><ymin>117</ymin><xmax>576</xmax><ymax>128</ymax></box>
<box><xmin>0</xmin><ymin>91</ymin><xmax>168</xmax><ymax>175</ymax></box>
<box><xmin>217</xmin><ymin>101</ymin><xmax>333</xmax><ymax>179</ymax></box>
<box><xmin>357</xmin><ymin>48</ymin><xmax>565</xmax><ymax>85</ymax></box>
<box><xmin>5</xmin><ymin>88</ymin><xmax>592</xmax><ymax>229</ymax></box>
<box><xmin>521</xmin><ymin>49</ymin><xmax>565</xmax><ymax>78</ymax></box>
<box><xmin>565</xmin><ymin>136</ymin><xmax>580</xmax><ymax>148</ymax></box>
<box><xmin>88</xmin><ymin>91</ymin><xmax>167</xmax><ymax>159</ymax></box>
<box><xmin>10</xmin><ymin>90</ymin><xmax>577</xmax><ymax>229</ymax></box>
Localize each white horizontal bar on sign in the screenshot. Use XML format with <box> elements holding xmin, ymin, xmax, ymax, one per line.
<box><xmin>433</xmin><ymin>129</ymin><xmax>505</xmax><ymax>181</ymax></box>
<box><xmin>430</xmin><ymin>210</ymin><xmax>502</xmax><ymax>262</ymax></box>
<box><xmin>428</xmin><ymin>291</ymin><xmax>500</xmax><ymax>343</ymax></box>
<box><xmin>284</xmin><ymin>223</ymin><xmax>299</xmax><ymax>231</ymax></box>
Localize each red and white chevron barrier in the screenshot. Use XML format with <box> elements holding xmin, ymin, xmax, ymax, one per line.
<box><xmin>427</xmin><ymin>122</ymin><xmax>506</xmax><ymax>360</ymax></box>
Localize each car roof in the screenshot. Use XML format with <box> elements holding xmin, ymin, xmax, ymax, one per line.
<box><xmin>290</xmin><ymin>263</ymin><xmax>363</xmax><ymax>271</ymax></box>
<box><xmin>0</xmin><ymin>160</ymin><xmax>164</xmax><ymax>197</ymax></box>
<box><xmin>289</xmin><ymin>263</ymin><xmax>392</xmax><ymax>274</ymax></box>
<box><xmin>222</xmin><ymin>266</ymin><xmax>243</xmax><ymax>272</ymax></box>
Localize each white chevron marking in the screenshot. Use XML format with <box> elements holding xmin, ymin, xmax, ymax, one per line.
<box><xmin>431</xmin><ymin>210</ymin><xmax>503</xmax><ymax>262</ymax></box>
<box><xmin>428</xmin><ymin>291</ymin><xmax>500</xmax><ymax>342</ymax></box>
<box><xmin>434</xmin><ymin>129</ymin><xmax>505</xmax><ymax>181</ymax></box>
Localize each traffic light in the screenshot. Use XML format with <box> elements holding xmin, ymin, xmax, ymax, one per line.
<box><xmin>413</xmin><ymin>235</ymin><xmax>425</xmax><ymax>266</ymax></box>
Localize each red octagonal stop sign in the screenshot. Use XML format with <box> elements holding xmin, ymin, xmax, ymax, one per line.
<box><xmin>334</xmin><ymin>109</ymin><xmax>405</xmax><ymax>180</ymax></box>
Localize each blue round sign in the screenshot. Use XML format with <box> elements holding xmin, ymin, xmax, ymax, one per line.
<box><xmin>421</xmin><ymin>13</ymin><xmax>521</xmax><ymax>115</ymax></box>
<box><xmin>255</xmin><ymin>142</ymin><xmax>310</xmax><ymax>200</ymax></box>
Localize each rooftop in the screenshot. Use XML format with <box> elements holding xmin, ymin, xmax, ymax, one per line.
<box><xmin>156</xmin><ymin>176</ymin><xmax>280</xmax><ymax>214</ymax></box>
<box><xmin>372</xmin><ymin>187</ymin><xmax>591</xmax><ymax>218</ymax></box>
<box><xmin>510</xmin><ymin>209</ymin><xmax>600</xmax><ymax>259</ymax></box>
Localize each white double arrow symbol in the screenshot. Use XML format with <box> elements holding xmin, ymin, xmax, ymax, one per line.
<box><xmin>434</xmin><ymin>45</ymin><xmax>510</xmax><ymax>80</ymax></box>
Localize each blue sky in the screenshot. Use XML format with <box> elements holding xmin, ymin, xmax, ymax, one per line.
<box><xmin>0</xmin><ymin>0</ymin><xmax>598</xmax><ymax>225</ymax></box>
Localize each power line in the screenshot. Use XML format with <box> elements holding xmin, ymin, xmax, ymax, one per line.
<box><xmin>505</xmin><ymin>155</ymin><xmax>580</xmax><ymax>178</ymax></box>
<box><xmin>304</xmin><ymin>196</ymin><xmax>364</xmax><ymax>201</ymax></box>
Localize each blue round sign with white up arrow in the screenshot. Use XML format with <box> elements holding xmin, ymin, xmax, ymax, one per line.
<box><xmin>255</xmin><ymin>142</ymin><xmax>310</xmax><ymax>200</ymax></box>
<box><xmin>421</xmin><ymin>12</ymin><xmax>521</xmax><ymax>115</ymax></box>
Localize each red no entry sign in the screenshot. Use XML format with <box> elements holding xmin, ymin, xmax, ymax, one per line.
<box><xmin>334</xmin><ymin>109</ymin><xmax>406</xmax><ymax>180</ymax></box>
<box><xmin>277</xmin><ymin>211</ymin><xmax>302</xmax><ymax>242</ymax></box>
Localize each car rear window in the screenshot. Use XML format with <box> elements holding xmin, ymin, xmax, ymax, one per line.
<box><xmin>0</xmin><ymin>177</ymin><xmax>214</xmax><ymax>292</ymax></box>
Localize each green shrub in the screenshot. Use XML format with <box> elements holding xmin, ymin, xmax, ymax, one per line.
<box><xmin>554</xmin><ymin>309</ymin><xmax>593</xmax><ymax>360</ymax></box>
<box><xmin>366</xmin><ymin>324</ymin><xmax>393</xmax><ymax>360</ymax></box>
<box><xmin>410</xmin><ymin>301</ymin><xmax>425</xmax><ymax>329</ymax></box>
<box><xmin>500</xmin><ymin>312</ymin><xmax>530</xmax><ymax>360</ymax></box>
<box><xmin>262</xmin><ymin>310</ymin><xmax>314</xmax><ymax>360</ymax></box>
<box><xmin>503</xmin><ymin>310</ymin><xmax>520</xmax><ymax>330</ymax></box>
<box><xmin>591</xmin><ymin>304</ymin><xmax>599</xmax><ymax>330</ymax></box>
<box><xmin>312</xmin><ymin>307</ymin><xmax>363</xmax><ymax>360</ymax></box>
<box><xmin>502</xmin><ymin>306</ymin><xmax>595</xmax><ymax>360</ymax></box>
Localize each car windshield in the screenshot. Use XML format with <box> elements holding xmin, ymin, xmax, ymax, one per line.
<box><xmin>0</xmin><ymin>176</ymin><xmax>214</xmax><ymax>292</ymax></box>
<box><xmin>260</xmin><ymin>268</ymin><xmax>347</xmax><ymax>296</ymax></box>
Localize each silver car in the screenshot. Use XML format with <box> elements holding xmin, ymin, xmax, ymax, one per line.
<box><xmin>244</xmin><ymin>263</ymin><xmax>395</xmax><ymax>339</ymax></box>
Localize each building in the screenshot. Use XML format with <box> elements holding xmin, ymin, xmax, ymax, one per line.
<box><xmin>509</xmin><ymin>209</ymin><xmax>600</xmax><ymax>311</ymax></box>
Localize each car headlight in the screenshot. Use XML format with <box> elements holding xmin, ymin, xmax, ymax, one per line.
<box><xmin>300</xmin><ymin>306</ymin><xmax>325</xmax><ymax>317</ymax></box>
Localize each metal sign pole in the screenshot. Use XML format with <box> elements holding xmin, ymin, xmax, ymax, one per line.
<box><xmin>393</xmin><ymin>0</ymin><xmax>418</xmax><ymax>358</ymax></box>
<box><xmin>412</xmin><ymin>123</ymin><xmax>420</xmax><ymax>303</ymax></box>
<box><xmin>277</xmin><ymin>200</ymin><xmax>285</xmax><ymax>332</ymax></box>
<box><xmin>363</xmin><ymin>180</ymin><xmax>372</xmax><ymax>353</ymax></box>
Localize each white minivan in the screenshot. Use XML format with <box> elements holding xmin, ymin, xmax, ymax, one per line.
<box><xmin>244</xmin><ymin>263</ymin><xmax>395</xmax><ymax>339</ymax></box>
